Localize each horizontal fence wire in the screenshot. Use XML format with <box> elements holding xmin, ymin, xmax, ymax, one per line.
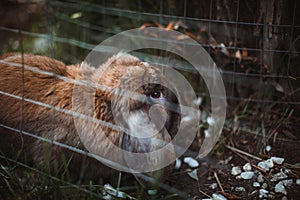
<box><xmin>1</xmin><ymin>25</ymin><xmax>299</xmax><ymax>55</ymax></box>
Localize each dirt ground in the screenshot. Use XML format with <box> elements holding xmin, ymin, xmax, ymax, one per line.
<box><xmin>163</xmin><ymin>104</ymin><xmax>300</xmax><ymax>200</ymax></box>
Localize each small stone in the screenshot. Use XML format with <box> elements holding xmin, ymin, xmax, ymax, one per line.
<box><xmin>270</xmin><ymin>172</ymin><xmax>288</xmax><ymax>182</ymax></box>
<box><xmin>103</xmin><ymin>184</ymin><xmax>127</xmax><ymax>198</ymax></box>
<box><xmin>187</xmin><ymin>169</ymin><xmax>198</xmax><ymax>181</ymax></box>
<box><xmin>275</xmin><ymin>181</ymin><xmax>287</xmax><ymax>195</ymax></box>
<box><xmin>281</xmin><ymin>196</ymin><xmax>288</xmax><ymax>200</ymax></box>
<box><xmin>235</xmin><ymin>187</ymin><xmax>246</xmax><ymax>192</ymax></box>
<box><xmin>258</xmin><ymin>159</ymin><xmax>274</xmax><ymax>171</ymax></box>
<box><xmin>253</xmin><ymin>182</ymin><xmax>260</xmax><ymax>187</ymax></box>
<box><xmin>102</xmin><ymin>194</ymin><xmax>113</xmax><ymax>200</ymax></box>
<box><xmin>242</xmin><ymin>163</ymin><xmax>252</xmax><ymax>171</ymax></box>
<box><xmin>271</xmin><ymin>157</ymin><xmax>285</xmax><ymax>165</ymax></box>
<box><xmin>282</xmin><ymin>179</ymin><xmax>293</xmax><ymax>187</ymax></box>
<box><xmin>147</xmin><ymin>189</ymin><xmax>158</xmax><ymax>195</ymax></box>
<box><xmin>212</xmin><ymin>193</ymin><xmax>227</xmax><ymax>200</ymax></box>
<box><xmin>262</xmin><ymin>183</ymin><xmax>268</xmax><ymax>189</ymax></box>
<box><xmin>204</xmin><ymin>129</ymin><xmax>211</xmax><ymax>138</ymax></box>
<box><xmin>235</xmin><ymin>175</ymin><xmax>242</xmax><ymax>179</ymax></box>
<box><xmin>265</xmin><ymin>145</ymin><xmax>271</xmax><ymax>152</ymax></box>
<box><xmin>206</xmin><ymin>116</ymin><xmax>215</xmax><ymax>125</ymax></box>
<box><xmin>240</xmin><ymin>171</ymin><xmax>254</xmax><ymax>179</ymax></box>
<box><xmin>193</xmin><ymin>97</ymin><xmax>202</xmax><ymax>106</ymax></box>
<box><xmin>259</xmin><ymin>189</ymin><xmax>269</xmax><ymax>198</ymax></box>
<box><xmin>175</xmin><ymin>158</ymin><xmax>182</xmax><ymax>169</ymax></box>
<box><xmin>296</xmin><ymin>179</ymin><xmax>300</xmax><ymax>185</ymax></box>
<box><xmin>231</xmin><ymin>166</ymin><xmax>242</xmax><ymax>176</ymax></box>
<box><xmin>257</xmin><ymin>174</ymin><xmax>264</xmax><ymax>182</ymax></box>
<box><xmin>183</xmin><ymin>157</ymin><xmax>199</xmax><ymax>168</ymax></box>
<box><xmin>209</xmin><ymin>183</ymin><xmax>218</xmax><ymax>190</ymax></box>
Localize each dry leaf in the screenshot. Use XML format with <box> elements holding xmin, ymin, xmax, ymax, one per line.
<box><xmin>235</xmin><ymin>50</ymin><xmax>242</xmax><ymax>63</ymax></box>
<box><xmin>165</xmin><ymin>22</ymin><xmax>174</xmax><ymax>30</ymax></box>
<box><xmin>242</xmin><ymin>49</ymin><xmax>248</xmax><ymax>57</ymax></box>
<box><xmin>274</xmin><ymin>83</ymin><xmax>284</xmax><ymax>93</ymax></box>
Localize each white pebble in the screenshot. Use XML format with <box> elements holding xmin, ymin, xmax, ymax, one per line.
<box><xmin>258</xmin><ymin>159</ymin><xmax>274</xmax><ymax>171</ymax></box>
<box><xmin>193</xmin><ymin>97</ymin><xmax>202</xmax><ymax>106</ymax></box>
<box><xmin>187</xmin><ymin>169</ymin><xmax>198</xmax><ymax>181</ymax></box>
<box><xmin>209</xmin><ymin>183</ymin><xmax>218</xmax><ymax>190</ymax></box>
<box><xmin>212</xmin><ymin>193</ymin><xmax>227</xmax><ymax>200</ymax></box>
<box><xmin>262</xmin><ymin>183</ymin><xmax>268</xmax><ymax>189</ymax></box>
<box><xmin>282</xmin><ymin>179</ymin><xmax>293</xmax><ymax>187</ymax></box>
<box><xmin>175</xmin><ymin>158</ymin><xmax>182</xmax><ymax>169</ymax></box>
<box><xmin>253</xmin><ymin>182</ymin><xmax>260</xmax><ymax>187</ymax></box>
<box><xmin>242</xmin><ymin>163</ymin><xmax>252</xmax><ymax>171</ymax></box>
<box><xmin>104</xmin><ymin>184</ymin><xmax>126</xmax><ymax>198</ymax></box>
<box><xmin>102</xmin><ymin>194</ymin><xmax>113</xmax><ymax>200</ymax></box>
<box><xmin>265</xmin><ymin>145</ymin><xmax>271</xmax><ymax>152</ymax></box>
<box><xmin>231</xmin><ymin>166</ymin><xmax>242</xmax><ymax>176</ymax></box>
<box><xmin>271</xmin><ymin>157</ymin><xmax>285</xmax><ymax>165</ymax></box>
<box><xmin>147</xmin><ymin>189</ymin><xmax>157</xmax><ymax>195</ymax></box>
<box><xmin>235</xmin><ymin>187</ymin><xmax>246</xmax><ymax>192</ymax></box>
<box><xmin>204</xmin><ymin>129</ymin><xmax>211</xmax><ymax>138</ymax></box>
<box><xmin>270</xmin><ymin>172</ymin><xmax>288</xmax><ymax>182</ymax></box>
<box><xmin>296</xmin><ymin>179</ymin><xmax>300</xmax><ymax>185</ymax></box>
<box><xmin>235</xmin><ymin>175</ymin><xmax>242</xmax><ymax>179</ymax></box>
<box><xmin>259</xmin><ymin>189</ymin><xmax>269</xmax><ymax>198</ymax></box>
<box><xmin>275</xmin><ymin>181</ymin><xmax>287</xmax><ymax>195</ymax></box>
<box><xmin>206</xmin><ymin>116</ymin><xmax>215</xmax><ymax>125</ymax></box>
<box><xmin>181</xmin><ymin>116</ymin><xmax>193</xmax><ymax>123</ymax></box>
<box><xmin>257</xmin><ymin>174</ymin><xmax>264</xmax><ymax>182</ymax></box>
<box><xmin>183</xmin><ymin>157</ymin><xmax>199</xmax><ymax>168</ymax></box>
<box><xmin>281</xmin><ymin>196</ymin><xmax>288</xmax><ymax>200</ymax></box>
<box><xmin>240</xmin><ymin>171</ymin><xmax>254</xmax><ymax>179</ymax></box>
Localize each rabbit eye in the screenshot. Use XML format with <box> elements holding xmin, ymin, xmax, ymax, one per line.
<box><xmin>150</xmin><ymin>91</ymin><xmax>161</xmax><ymax>99</ymax></box>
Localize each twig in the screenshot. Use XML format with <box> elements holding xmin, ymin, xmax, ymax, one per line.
<box><xmin>226</xmin><ymin>145</ymin><xmax>262</xmax><ymax>161</ymax></box>
<box><xmin>251</xmin><ymin>164</ymin><xmax>267</xmax><ymax>174</ymax></box>
<box><xmin>214</xmin><ymin>171</ymin><xmax>224</xmax><ymax>193</ymax></box>
<box><xmin>117</xmin><ymin>171</ymin><xmax>122</xmax><ymax>190</ymax></box>
<box><xmin>198</xmin><ymin>189</ymin><xmax>212</xmax><ymax>199</ymax></box>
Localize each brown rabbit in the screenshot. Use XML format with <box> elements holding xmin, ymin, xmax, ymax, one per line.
<box><xmin>0</xmin><ymin>53</ymin><xmax>180</xmax><ymax>186</ymax></box>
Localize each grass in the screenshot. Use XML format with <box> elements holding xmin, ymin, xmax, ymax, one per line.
<box><xmin>0</xmin><ymin>155</ymin><xmax>185</xmax><ymax>199</ymax></box>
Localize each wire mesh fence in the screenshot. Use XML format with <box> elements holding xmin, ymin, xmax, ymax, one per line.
<box><xmin>0</xmin><ymin>0</ymin><xmax>299</xmax><ymax>199</ymax></box>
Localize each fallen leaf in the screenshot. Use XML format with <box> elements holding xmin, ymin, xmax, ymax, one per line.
<box><xmin>235</xmin><ymin>50</ymin><xmax>242</xmax><ymax>63</ymax></box>
<box><xmin>165</xmin><ymin>22</ymin><xmax>174</xmax><ymax>30</ymax></box>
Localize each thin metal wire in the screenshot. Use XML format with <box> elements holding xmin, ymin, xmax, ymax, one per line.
<box><xmin>0</xmin><ymin>55</ymin><xmax>298</xmax><ymax>106</ymax></box>
<box><xmin>1</xmin><ymin>26</ymin><xmax>299</xmax><ymax>55</ymax></box>
<box><xmin>50</xmin><ymin>0</ymin><xmax>300</xmax><ymax>28</ymax></box>
<box><xmin>44</xmin><ymin>0</ymin><xmax>58</xmax><ymax>177</ymax></box>
<box><xmin>231</xmin><ymin>0</ymin><xmax>240</xmax><ymax>100</ymax></box>
<box><xmin>286</xmin><ymin>1</ymin><xmax>297</xmax><ymax>77</ymax></box>
<box><xmin>15</xmin><ymin>3</ymin><xmax>25</xmax><ymax>165</ymax></box>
